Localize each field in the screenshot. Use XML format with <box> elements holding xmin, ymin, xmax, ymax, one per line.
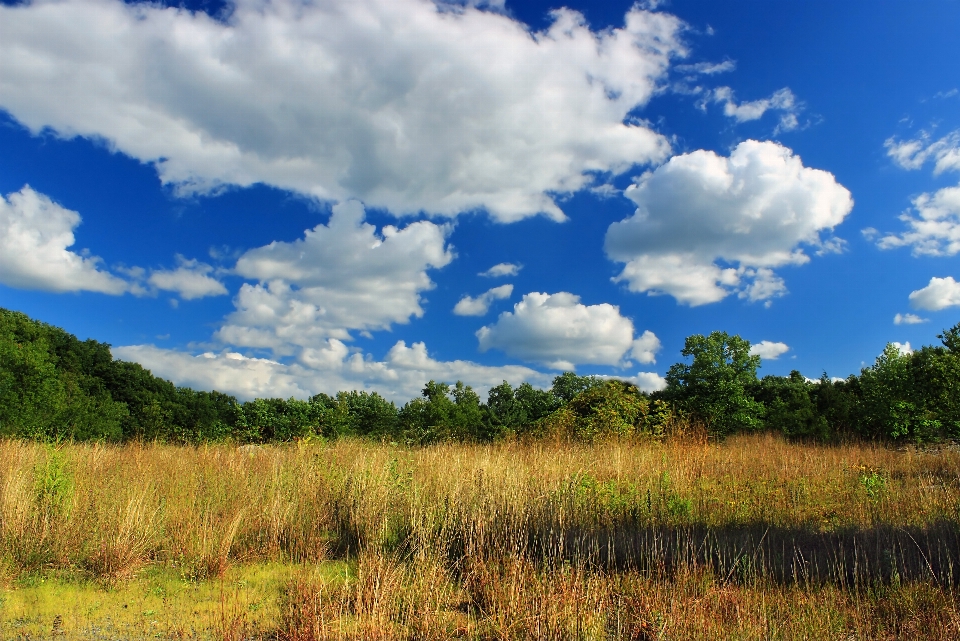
<box><xmin>1</xmin><ymin>434</ymin><xmax>959</xmax><ymax>640</ymax></box>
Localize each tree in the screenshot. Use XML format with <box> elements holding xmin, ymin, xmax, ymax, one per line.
<box><xmin>484</xmin><ymin>381</ymin><xmax>559</xmax><ymax>437</ymax></box>
<box><xmin>752</xmin><ymin>371</ymin><xmax>829</xmax><ymax>440</ymax></box>
<box><xmin>540</xmin><ymin>380</ymin><xmax>653</xmax><ymax>441</ymax></box>
<box><xmin>664</xmin><ymin>331</ymin><xmax>763</xmax><ymax>436</ymax></box>
<box><xmin>550</xmin><ymin>372</ymin><xmax>602</xmax><ymax>404</ymax></box>
<box><xmin>398</xmin><ymin>380</ymin><xmax>484</xmax><ymax>444</ymax></box>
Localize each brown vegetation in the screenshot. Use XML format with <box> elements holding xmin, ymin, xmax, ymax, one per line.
<box><xmin>1</xmin><ymin>434</ymin><xmax>959</xmax><ymax>638</ymax></box>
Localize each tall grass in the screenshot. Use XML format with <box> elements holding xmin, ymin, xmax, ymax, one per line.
<box><xmin>1</xmin><ymin>434</ymin><xmax>959</xmax><ymax>638</ymax></box>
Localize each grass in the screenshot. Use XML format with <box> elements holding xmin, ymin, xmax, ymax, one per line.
<box><xmin>0</xmin><ymin>434</ymin><xmax>959</xmax><ymax>638</ymax></box>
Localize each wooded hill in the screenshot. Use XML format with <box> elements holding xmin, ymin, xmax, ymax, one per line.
<box><xmin>1</xmin><ymin>307</ymin><xmax>959</xmax><ymax>444</ymax></box>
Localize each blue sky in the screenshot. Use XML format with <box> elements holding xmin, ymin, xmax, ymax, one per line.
<box><xmin>2</xmin><ymin>0</ymin><xmax>959</xmax><ymax>401</ymax></box>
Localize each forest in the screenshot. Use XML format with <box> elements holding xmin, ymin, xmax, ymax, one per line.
<box><xmin>2</xmin><ymin>306</ymin><xmax>959</xmax><ymax>445</ymax></box>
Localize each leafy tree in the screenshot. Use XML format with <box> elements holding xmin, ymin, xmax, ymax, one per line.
<box><xmin>858</xmin><ymin>344</ymin><xmax>930</xmax><ymax>441</ymax></box>
<box><xmin>551</xmin><ymin>380</ymin><xmax>649</xmax><ymax>440</ymax></box>
<box><xmin>398</xmin><ymin>380</ymin><xmax>484</xmax><ymax>444</ymax></box>
<box><xmin>0</xmin><ymin>308</ymin><xmax>127</xmax><ymax>441</ymax></box>
<box><xmin>856</xmin><ymin>328</ymin><xmax>960</xmax><ymax>442</ymax></box>
<box><xmin>550</xmin><ymin>372</ymin><xmax>603</xmax><ymax>404</ymax></box>
<box><xmin>808</xmin><ymin>374</ymin><xmax>860</xmax><ymax>437</ymax></box>
<box><xmin>336</xmin><ymin>390</ymin><xmax>399</xmax><ymax>438</ymax></box>
<box><xmin>664</xmin><ymin>331</ymin><xmax>763</xmax><ymax>436</ymax></box>
<box><xmin>484</xmin><ymin>380</ymin><xmax>558</xmax><ymax>437</ymax></box>
<box><xmin>752</xmin><ymin>371</ymin><xmax>829</xmax><ymax>439</ymax></box>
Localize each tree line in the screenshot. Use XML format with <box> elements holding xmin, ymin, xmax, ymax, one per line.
<box><xmin>1</xmin><ymin>307</ymin><xmax>958</xmax><ymax>444</ymax></box>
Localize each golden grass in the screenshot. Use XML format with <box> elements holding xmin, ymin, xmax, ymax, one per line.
<box><xmin>0</xmin><ymin>434</ymin><xmax>958</xmax><ymax>638</ymax></box>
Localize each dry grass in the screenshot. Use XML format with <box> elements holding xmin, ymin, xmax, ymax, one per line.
<box><xmin>1</xmin><ymin>434</ymin><xmax>959</xmax><ymax>638</ymax></box>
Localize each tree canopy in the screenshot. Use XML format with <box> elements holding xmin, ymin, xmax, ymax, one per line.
<box><xmin>3</xmin><ymin>307</ymin><xmax>960</xmax><ymax>445</ymax></box>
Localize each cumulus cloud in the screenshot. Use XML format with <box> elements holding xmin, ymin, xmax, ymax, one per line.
<box><xmin>894</xmin><ymin>312</ymin><xmax>927</xmax><ymax>325</ymax></box>
<box><xmin>707</xmin><ymin>87</ymin><xmax>801</xmax><ymax>132</ymax></box>
<box><xmin>114</xmin><ymin>340</ymin><xmax>548</xmax><ymax>403</ymax></box>
<box><xmin>453</xmin><ymin>284</ymin><xmax>513</xmax><ymax>316</ymax></box>
<box><xmin>216</xmin><ymin>200</ymin><xmax>453</xmax><ymax>353</ymax></box>
<box><xmin>749</xmin><ymin>340</ymin><xmax>789</xmax><ymax>360</ymax></box>
<box><xmin>0</xmin><ymin>0</ymin><xmax>685</xmax><ymax>221</ymax></box>
<box><xmin>891</xmin><ymin>342</ymin><xmax>913</xmax><ymax>356</ymax></box>
<box><xmin>0</xmin><ymin>185</ymin><xmax>128</xmax><ymax>294</ymax></box>
<box><xmin>148</xmin><ymin>256</ymin><xmax>227</xmax><ymax>300</ymax></box>
<box><xmin>476</xmin><ymin>291</ymin><xmax>659</xmax><ymax>369</ymax></box>
<box><xmin>908</xmin><ymin>276</ymin><xmax>960</xmax><ymax>311</ymax></box>
<box><xmin>479</xmin><ymin>263</ymin><xmax>521</xmax><ymax>278</ymax></box>
<box><xmin>878</xmin><ymin>131</ymin><xmax>960</xmax><ymax>256</ymax></box>
<box><xmin>630</xmin><ymin>330</ymin><xmax>662</xmax><ymax>364</ymax></box>
<box><xmin>605</xmin><ymin>140</ymin><xmax>853</xmax><ymax>306</ymax></box>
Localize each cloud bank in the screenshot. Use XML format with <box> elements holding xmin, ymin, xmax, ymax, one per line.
<box><xmin>114</xmin><ymin>340</ymin><xmax>549</xmax><ymax>403</ymax></box>
<box><xmin>0</xmin><ymin>0</ymin><xmax>685</xmax><ymax>221</ymax></box>
<box><xmin>605</xmin><ymin>140</ymin><xmax>853</xmax><ymax>306</ymax></box>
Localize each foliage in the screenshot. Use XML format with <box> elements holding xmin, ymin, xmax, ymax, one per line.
<box><xmin>855</xmin><ymin>327</ymin><xmax>960</xmax><ymax>442</ymax></box>
<box><xmin>398</xmin><ymin>380</ymin><xmax>485</xmax><ymax>444</ymax></box>
<box><xmin>4</xmin><ymin>306</ymin><xmax>960</xmax><ymax>445</ymax></box>
<box><xmin>752</xmin><ymin>371</ymin><xmax>829</xmax><ymax>440</ymax></box>
<box><xmin>664</xmin><ymin>331</ymin><xmax>763</xmax><ymax>436</ymax></box>
<box><xmin>537</xmin><ymin>380</ymin><xmax>670</xmax><ymax>441</ymax></box>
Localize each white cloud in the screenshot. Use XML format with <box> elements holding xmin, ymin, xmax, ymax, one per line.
<box><xmin>453</xmin><ymin>284</ymin><xmax>513</xmax><ymax>316</ymax></box>
<box><xmin>891</xmin><ymin>342</ymin><xmax>913</xmax><ymax>356</ymax></box>
<box><xmin>876</xmin><ymin>185</ymin><xmax>960</xmax><ymax>256</ymax></box>
<box><xmin>707</xmin><ymin>87</ymin><xmax>801</xmax><ymax>132</ymax></box>
<box><xmin>879</xmin><ymin>131</ymin><xmax>960</xmax><ymax>256</ymax></box>
<box><xmin>885</xmin><ymin>130</ymin><xmax>960</xmax><ymax>175</ymax></box>
<box><xmin>908</xmin><ymin>276</ymin><xmax>960</xmax><ymax>311</ymax></box>
<box><xmin>0</xmin><ymin>185</ymin><xmax>128</xmax><ymax>294</ymax></box>
<box><xmin>218</xmin><ymin>200</ymin><xmax>453</xmax><ymax>354</ymax></box>
<box><xmin>114</xmin><ymin>340</ymin><xmax>549</xmax><ymax>403</ymax></box>
<box><xmin>479</xmin><ymin>262</ymin><xmax>521</xmax><ymax>278</ymax></box>
<box><xmin>0</xmin><ymin>0</ymin><xmax>685</xmax><ymax>221</ymax></box>
<box><xmin>630</xmin><ymin>330</ymin><xmax>661</xmax><ymax>365</ymax></box>
<box><xmin>749</xmin><ymin>340</ymin><xmax>789</xmax><ymax>360</ymax></box>
<box><xmin>894</xmin><ymin>312</ymin><xmax>927</xmax><ymax>325</ymax></box>
<box><xmin>148</xmin><ymin>255</ymin><xmax>227</xmax><ymax>300</ymax></box>
<box><xmin>613</xmin><ymin>371</ymin><xmax>667</xmax><ymax>393</ymax></box>
<box><xmin>605</xmin><ymin>140</ymin><xmax>853</xmax><ymax>306</ymax></box>
<box><xmin>476</xmin><ymin>291</ymin><xmax>659</xmax><ymax>369</ymax></box>
<box><xmin>675</xmin><ymin>60</ymin><xmax>735</xmax><ymax>76</ymax></box>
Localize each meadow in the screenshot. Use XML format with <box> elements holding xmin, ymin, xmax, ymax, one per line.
<box><xmin>1</xmin><ymin>434</ymin><xmax>959</xmax><ymax>639</ymax></box>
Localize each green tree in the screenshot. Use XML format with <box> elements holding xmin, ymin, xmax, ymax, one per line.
<box><xmin>550</xmin><ymin>372</ymin><xmax>602</xmax><ymax>404</ymax></box>
<box><xmin>752</xmin><ymin>371</ymin><xmax>829</xmax><ymax>439</ymax></box>
<box><xmin>336</xmin><ymin>390</ymin><xmax>399</xmax><ymax>438</ymax></box>
<box><xmin>398</xmin><ymin>380</ymin><xmax>484</xmax><ymax>444</ymax></box>
<box><xmin>540</xmin><ymin>380</ymin><xmax>654</xmax><ymax>441</ymax></box>
<box><xmin>484</xmin><ymin>380</ymin><xmax>558</xmax><ymax>437</ymax></box>
<box><xmin>664</xmin><ymin>331</ymin><xmax>763</xmax><ymax>436</ymax></box>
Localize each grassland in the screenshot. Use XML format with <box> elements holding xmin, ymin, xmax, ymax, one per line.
<box><xmin>1</xmin><ymin>434</ymin><xmax>959</xmax><ymax>639</ymax></box>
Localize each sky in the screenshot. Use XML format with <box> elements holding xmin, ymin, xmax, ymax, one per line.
<box><xmin>1</xmin><ymin>0</ymin><xmax>960</xmax><ymax>402</ymax></box>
